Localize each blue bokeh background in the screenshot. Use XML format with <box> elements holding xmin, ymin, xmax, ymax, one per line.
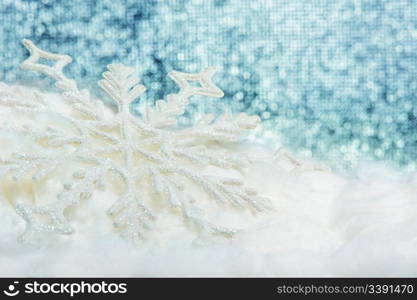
<box><xmin>1</xmin><ymin>0</ymin><xmax>417</xmax><ymax>170</ymax></box>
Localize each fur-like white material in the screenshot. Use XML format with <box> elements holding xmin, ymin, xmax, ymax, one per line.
<box><xmin>1</xmin><ymin>86</ymin><xmax>417</xmax><ymax>277</ymax></box>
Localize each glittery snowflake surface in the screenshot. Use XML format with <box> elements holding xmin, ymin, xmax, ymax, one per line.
<box><xmin>2</xmin><ymin>0</ymin><xmax>417</xmax><ymax>171</ymax></box>
<box><xmin>0</xmin><ymin>40</ymin><xmax>270</xmax><ymax>242</ymax></box>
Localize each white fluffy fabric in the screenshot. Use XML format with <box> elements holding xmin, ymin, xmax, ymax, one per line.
<box><xmin>1</xmin><ymin>86</ymin><xmax>417</xmax><ymax>277</ymax></box>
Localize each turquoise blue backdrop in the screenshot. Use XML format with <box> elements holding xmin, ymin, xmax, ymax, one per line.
<box><xmin>1</xmin><ymin>0</ymin><xmax>417</xmax><ymax>170</ymax></box>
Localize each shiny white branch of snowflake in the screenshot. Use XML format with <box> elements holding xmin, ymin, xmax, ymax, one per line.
<box><xmin>0</xmin><ymin>40</ymin><xmax>274</xmax><ymax>242</ymax></box>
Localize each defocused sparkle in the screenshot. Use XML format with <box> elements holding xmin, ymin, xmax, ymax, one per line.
<box><xmin>1</xmin><ymin>0</ymin><xmax>417</xmax><ymax>170</ymax></box>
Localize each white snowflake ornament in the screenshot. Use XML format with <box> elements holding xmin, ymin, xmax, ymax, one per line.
<box><xmin>0</xmin><ymin>40</ymin><xmax>271</xmax><ymax>243</ymax></box>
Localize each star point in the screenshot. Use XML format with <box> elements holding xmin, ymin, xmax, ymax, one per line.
<box><xmin>15</xmin><ymin>202</ymin><xmax>74</xmax><ymax>241</ymax></box>
<box><xmin>169</xmin><ymin>67</ymin><xmax>224</xmax><ymax>98</ymax></box>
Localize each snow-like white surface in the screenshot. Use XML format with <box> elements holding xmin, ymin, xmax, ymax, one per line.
<box><xmin>1</xmin><ymin>86</ymin><xmax>417</xmax><ymax>277</ymax></box>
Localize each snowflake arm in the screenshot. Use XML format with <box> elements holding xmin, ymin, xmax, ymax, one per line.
<box><xmin>169</xmin><ymin>67</ymin><xmax>224</xmax><ymax>98</ymax></box>
<box><xmin>16</xmin><ymin>165</ymin><xmax>108</xmax><ymax>241</ymax></box>
<box><xmin>98</xmin><ymin>64</ymin><xmax>146</xmax><ymax>111</ymax></box>
<box><xmin>21</xmin><ymin>39</ymin><xmax>72</xmax><ymax>82</ymax></box>
<box><xmin>0</xmin><ymin>40</ymin><xmax>272</xmax><ymax>244</ymax></box>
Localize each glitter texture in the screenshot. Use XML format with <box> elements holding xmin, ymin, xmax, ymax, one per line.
<box><xmin>1</xmin><ymin>0</ymin><xmax>417</xmax><ymax>170</ymax></box>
